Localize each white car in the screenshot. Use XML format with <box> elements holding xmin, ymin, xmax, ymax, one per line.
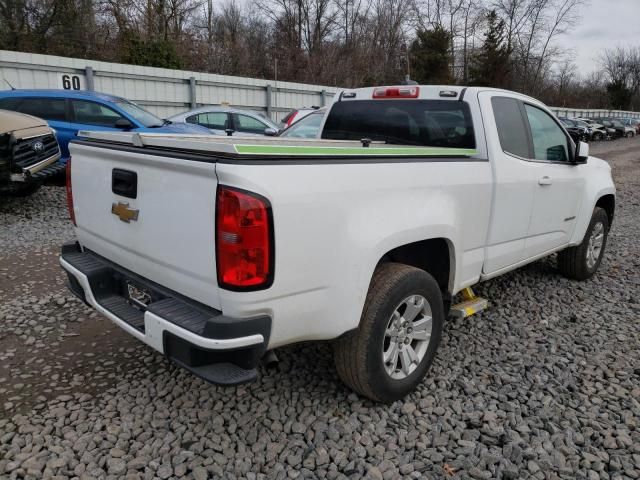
<box><xmin>168</xmin><ymin>106</ymin><xmax>280</xmax><ymax>137</ymax></box>
<box><xmin>61</xmin><ymin>85</ymin><xmax>615</xmax><ymax>402</ymax></box>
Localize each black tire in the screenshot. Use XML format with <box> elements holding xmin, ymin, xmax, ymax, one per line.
<box><xmin>592</xmin><ymin>132</ymin><xmax>603</xmax><ymax>141</ymax></box>
<box><xmin>626</xmin><ymin>132</ymin><xmax>634</xmax><ymax>138</ymax></box>
<box><xmin>333</xmin><ymin>263</ymin><xmax>444</xmax><ymax>403</ymax></box>
<box><xmin>557</xmin><ymin>207</ymin><xmax>609</xmax><ymax>281</ymax></box>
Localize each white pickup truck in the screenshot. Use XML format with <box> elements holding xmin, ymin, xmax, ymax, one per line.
<box><xmin>60</xmin><ymin>86</ymin><xmax>615</xmax><ymax>402</ymax></box>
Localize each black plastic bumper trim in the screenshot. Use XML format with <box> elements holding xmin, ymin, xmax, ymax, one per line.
<box><xmin>60</xmin><ymin>242</ymin><xmax>271</xmax><ymax>381</ymax></box>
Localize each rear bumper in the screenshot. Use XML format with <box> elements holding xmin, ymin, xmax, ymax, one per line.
<box><xmin>59</xmin><ymin>242</ymin><xmax>271</xmax><ymax>385</ymax></box>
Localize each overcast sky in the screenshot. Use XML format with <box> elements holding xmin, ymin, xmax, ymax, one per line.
<box><xmin>561</xmin><ymin>0</ymin><xmax>640</xmax><ymax>75</ymax></box>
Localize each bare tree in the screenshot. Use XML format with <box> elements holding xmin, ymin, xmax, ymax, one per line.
<box><xmin>529</xmin><ymin>0</ymin><xmax>585</xmax><ymax>94</ymax></box>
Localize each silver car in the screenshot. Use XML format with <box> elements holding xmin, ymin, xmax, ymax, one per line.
<box><xmin>168</xmin><ymin>106</ymin><xmax>280</xmax><ymax>137</ymax></box>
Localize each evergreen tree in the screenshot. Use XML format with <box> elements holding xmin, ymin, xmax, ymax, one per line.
<box><xmin>606</xmin><ymin>80</ymin><xmax>633</xmax><ymax>110</ymax></box>
<box><xmin>409</xmin><ymin>26</ymin><xmax>452</xmax><ymax>85</ymax></box>
<box><xmin>120</xmin><ymin>33</ymin><xmax>183</xmax><ymax>70</ymax></box>
<box><xmin>469</xmin><ymin>10</ymin><xmax>510</xmax><ymax>88</ymax></box>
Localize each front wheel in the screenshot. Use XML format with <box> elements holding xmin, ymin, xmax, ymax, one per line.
<box><xmin>333</xmin><ymin>263</ymin><xmax>444</xmax><ymax>403</ymax></box>
<box><xmin>592</xmin><ymin>132</ymin><xmax>603</xmax><ymax>141</ymax></box>
<box><xmin>557</xmin><ymin>207</ymin><xmax>609</xmax><ymax>280</ymax></box>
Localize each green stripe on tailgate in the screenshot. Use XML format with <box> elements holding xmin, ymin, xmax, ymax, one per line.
<box><xmin>234</xmin><ymin>144</ymin><xmax>478</xmax><ymax>156</ymax></box>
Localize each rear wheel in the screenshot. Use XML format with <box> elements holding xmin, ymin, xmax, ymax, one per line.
<box><xmin>333</xmin><ymin>263</ymin><xmax>444</xmax><ymax>403</ymax></box>
<box><xmin>592</xmin><ymin>132</ymin><xmax>603</xmax><ymax>141</ymax></box>
<box><xmin>558</xmin><ymin>207</ymin><xmax>609</xmax><ymax>281</ymax></box>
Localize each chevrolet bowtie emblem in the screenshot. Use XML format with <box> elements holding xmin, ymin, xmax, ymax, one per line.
<box><xmin>111</xmin><ymin>202</ymin><xmax>139</xmax><ymax>223</ymax></box>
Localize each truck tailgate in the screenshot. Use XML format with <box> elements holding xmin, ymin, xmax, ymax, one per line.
<box><xmin>69</xmin><ymin>142</ymin><xmax>221</xmax><ymax>310</ymax></box>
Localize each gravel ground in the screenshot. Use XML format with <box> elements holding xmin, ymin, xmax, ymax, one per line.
<box><xmin>1</xmin><ymin>138</ymin><xmax>639</xmax><ymax>480</ymax></box>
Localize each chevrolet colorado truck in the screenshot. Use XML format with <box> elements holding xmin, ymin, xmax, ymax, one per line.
<box><xmin>1</xmin><ymin>109</ymin><xmax>63</xmax><ymax>196</ymax></box>
<box><xmin>59</xmin><ymin>86</ymin><xmax>615</xmax><ymax>402</ymax></box>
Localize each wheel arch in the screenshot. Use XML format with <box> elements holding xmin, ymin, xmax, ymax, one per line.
<box><xmin>595</xmin><ymin>194</ymin><xmax>615</xmax><ymax>230</ymax></box>
<box><xmin>376</xmin><ymin>237</ymin><xmax>455</xmax><ymax>306</ymax></box>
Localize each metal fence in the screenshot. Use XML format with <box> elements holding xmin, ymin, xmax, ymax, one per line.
<box><xmin>549</xmin><ymin>107</ymin><xmax>640</xmax><ymax>120</ymax></box>
<box><xmin>0</xmin><ymin>50</ymin><xmax>338</xmax><ymax>121</ymax></box>
<box><xmin>2</xmin><ymin>50</ymin><xmax>639</xmax><ymax>122</ymax></box>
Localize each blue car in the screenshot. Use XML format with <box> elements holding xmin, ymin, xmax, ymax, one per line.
<box><xmin>0</xmin><ymin>90</ymin><xmax>211</xmax><ymax>161</ymax></box>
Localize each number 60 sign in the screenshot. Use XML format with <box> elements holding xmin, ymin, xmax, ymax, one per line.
<box><xmin>59</xmin><ymin>74</ymin><xmax>85</xmax><ymax>90</ymax></box>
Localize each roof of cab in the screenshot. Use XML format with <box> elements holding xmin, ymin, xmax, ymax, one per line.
<box><xmin>335</xmin><ymin>85</ymin><xmax>541</xmax><ymax>104</ymax></box>
<box><xmin>0</xmin><ymin>89</ymin><xmax>127</xmax><ymax>103</ymax></box>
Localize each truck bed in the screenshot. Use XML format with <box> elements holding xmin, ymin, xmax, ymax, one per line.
<box><xmin>76</xmin><ymin>131</ymin><xmax>479</xmax><ymax>159</ymax></box>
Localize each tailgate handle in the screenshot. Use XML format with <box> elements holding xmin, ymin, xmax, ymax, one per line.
<box><xmin>112</xmin><ymin>169</ymin><xmax>137</xmax><ymax>199</ymax></box>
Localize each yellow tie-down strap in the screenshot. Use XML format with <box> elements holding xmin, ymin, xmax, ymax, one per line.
<box><xmin>450</xmin><ymin>288</ymin><xmax>489</xmax><ymax>319</ymax></box>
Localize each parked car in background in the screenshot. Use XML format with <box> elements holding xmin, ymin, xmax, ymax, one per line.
<box><xmin>576</xmin><ymin>118</ymin><xmax>613</xmax><ymax>141</ymax></box>
<box><xmin>612</xmin><ymin>119</ymin><xmax>636</xmax><ymax>137</ymax></box>
<box><xmin>278</xmin><ymin>108</ymin><xmax>326</xmax><ymax>138</ymax></box>
<box><xmin>280</xmin><ymin>106</ymin><xmax>322</xmax><ymax>129</ymax></box>
<box><xmin>595</xmin><ymin>118</ymin><xmax>625</xmax><ymax>139</ymax></box>
<box><xmin>0</xmin><ymin>109</ymin><xmax>62</xmax><ymax>196</ymax></box>
<box><xmin>169</xmin><ymin>106</ymin><xmax>280</xmax><ymax>137</ymax></box>
<box><xmin>559</xmin><ymin>117</ymin><xmax>589</xmax><ymax>143</ymax></box>
<box><xmin>622</xmin><ymin>125</ymin><xmax>636</xmax><ymax>137</ymax></box>
<box><xmin>617</xmin><ymin>118</ymin><xmax>640</xmax><ymax>134</ymax></box>
<box><xmin>0</xmin><ymin>90</ymin><xmax>211</xmax><ymax>161</ymax></box>
<box><xmin>573</xmin><ymin>119</ymin><xmax>597</xmax><ymax>141</ymax></box>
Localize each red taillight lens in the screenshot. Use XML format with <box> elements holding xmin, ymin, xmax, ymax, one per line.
<box><xmin>372</xmin><ymin>86</ymin><xmax>420</xmax><ymax>99</ymax></box>
<box><xmin>65</xmin><ymin>158</ymin><xmax>76</xmax><ymax>226</ymax></box>
<box><xmin>216</xmin><ymin>186</ymin><xmax>273</xmax><ymax>290</ymax></box>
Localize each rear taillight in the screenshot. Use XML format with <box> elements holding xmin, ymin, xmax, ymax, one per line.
<box><xmin>65</xmin><ymin>158</ymin><xmax>76</xmax><ymax>226</ymax></box>
<box><xmin>216</xmin><ymin>186</ymin><xmax>273</xmax><ymax>290</ymax></box>
<box><xmin>372</xmin><ymin>86</ymin><xmax>420</xmax><ymax>99</ymax></box>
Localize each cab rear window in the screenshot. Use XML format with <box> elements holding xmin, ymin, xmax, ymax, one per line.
<box><xmin>322</xmin><ymin>100</ymin><xmax>475</xmax><ymax>148</ymax></box>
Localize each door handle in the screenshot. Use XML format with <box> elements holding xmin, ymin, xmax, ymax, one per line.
<box><xmin>538</xmin><ymin>176</ymin><xmax>552</xmax><ymax>186</ymax></box>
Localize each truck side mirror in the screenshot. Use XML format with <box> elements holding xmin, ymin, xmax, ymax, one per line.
<box><xmin>574</xmin><ymin>141</ymin><xmax>589</xmax><ymax>164</ymax></box>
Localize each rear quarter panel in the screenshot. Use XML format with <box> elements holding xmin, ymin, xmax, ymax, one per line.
<box><xmin>215</xmin><ymin>159</ymin><xmax>493</xmax><ymax>348</ymax></box>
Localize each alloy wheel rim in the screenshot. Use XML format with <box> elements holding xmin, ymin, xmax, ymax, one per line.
<box><xmin>382</xmin><ymin>294</ymin><xmax>432</xmax><ymax>380</ymax></box>
<box><xmin>586</xmin><ymin>221</ymin><xmax>604</xmax><ymax>269</ymax></box>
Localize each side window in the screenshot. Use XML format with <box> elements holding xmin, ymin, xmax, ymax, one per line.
<box><xmin>491</xmin><ymin>97</ymin><xmax>530</xmax><ymax>158</ymax></box>
<box><xmin>187</xmin><ymin>112</ymin><xmax>227</xmax><ymax>130</ymax></box>
<box><xmin>524</xmin><ymin>104</ymin><xmax>570</xmax><ymax>162</ymax></box>
<box><xmin>0</xmin><ymin>98</ymin><xmax>23</xmax><ymax>111</ymax></box>
<box><xmin>71</xmin><ymin>100</ymin><xmax>123</xmax><ymax>127</ymax></box>
<box><xmin>18</xmin><ymin>98</ymin><xmax>67</xmax><ymax>122</ymax></box>
<box><xmin>233</xmin><ymin>114</ymin><xmax>267</xmax><ymax>134</ymax></box>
